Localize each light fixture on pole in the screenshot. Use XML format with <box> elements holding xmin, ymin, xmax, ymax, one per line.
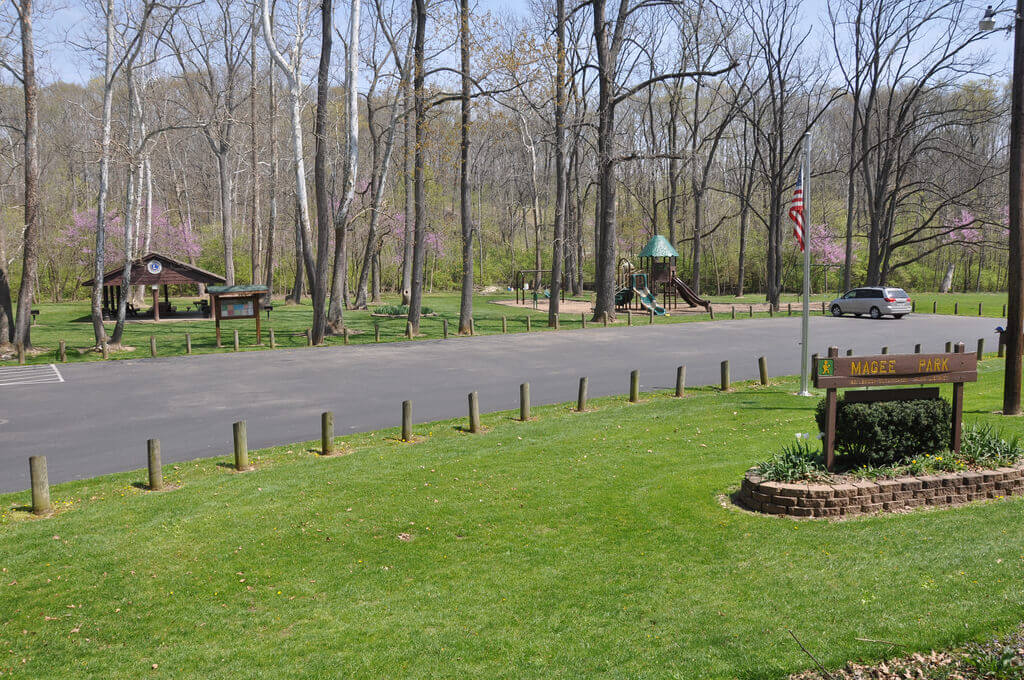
<box><xmin>980</xmin><ymin>1</ymin><xmax>1023</xmax><ymax>415</ymax></box>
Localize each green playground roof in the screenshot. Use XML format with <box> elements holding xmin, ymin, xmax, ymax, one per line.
<box><xmin>639</xmin><ymin>235</ymin><xmax>678</xmax><ymax>258</ymax></box>
<box><xmin>207</xmin><ymin>285</ymin><xmax>269</xmax><ymax>294</ymax></box>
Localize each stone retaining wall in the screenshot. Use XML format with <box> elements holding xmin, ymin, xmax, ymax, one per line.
<box><xmin>738</xmin><ymin>463</ymin><xmax>1024</xmax><ymax>518</ymax></box>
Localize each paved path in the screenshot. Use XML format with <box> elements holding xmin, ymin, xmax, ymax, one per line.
<box><xmin>0</xmin><ymin>314</ymin><xmax>999</xmax><ymax>492</ymax></box>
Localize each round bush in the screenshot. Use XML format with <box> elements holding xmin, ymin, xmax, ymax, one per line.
<box><xmin>815</xmin><ymin>397</ymin><xmax>951</xmax><ymax>466</ymax></box>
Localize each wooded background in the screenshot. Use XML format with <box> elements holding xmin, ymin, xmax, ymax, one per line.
<box><xmin>0</xmin><ymin>0</ymin><xmax>1012</xmax><ymax>346</ymax></box>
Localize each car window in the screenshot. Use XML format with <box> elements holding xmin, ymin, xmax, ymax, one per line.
<box><xmin>886</xmin><ymin>288</ymin><xmax>908</xmax><ymax>298</ymax></box>
<box><xmin>869</xmin><ymin>290</ymin><xmax>884</xmax><ymax>298</ymax></box>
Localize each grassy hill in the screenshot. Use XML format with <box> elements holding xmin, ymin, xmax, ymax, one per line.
<box><xmin>1</xmin><ymin>363</ymin><xmax>1022</xmax><ymax>678</ymax></box>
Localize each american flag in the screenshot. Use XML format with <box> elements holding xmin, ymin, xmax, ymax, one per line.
<box><xmin>789</xmin><ymin>169</ymin><xmax>805</xmax><ymax>252</ymax></box>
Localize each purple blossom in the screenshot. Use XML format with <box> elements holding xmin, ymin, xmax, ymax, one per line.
<box><xmin>810</xmin><ymin>223</ymin><xmax>845</xmax><ymax>265</ymax></box>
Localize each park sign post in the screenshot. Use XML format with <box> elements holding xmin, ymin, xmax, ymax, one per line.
<box><xmin>814</xmin><ymin>345</ymin><xmax>978</xmax><ymax>470</ymax></box>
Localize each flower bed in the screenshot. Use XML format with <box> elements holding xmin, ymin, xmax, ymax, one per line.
<box><xmin>738</xmin><ymin>462</ymin><xmax>1024</xmax><ymax>518</ymax></box>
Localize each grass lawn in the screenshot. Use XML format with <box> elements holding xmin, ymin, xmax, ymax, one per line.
<box><xmin>1</xmin><ymin>361</ymin><xmax>1022</xmax><ymax>678</ymax></box>
<box><xmin>709</xmin><ymin>291</ymin><xmax>1010</xmax><ymax>318</ymax></box>
<box><xmin>0</xmin><ymin>292</ymin><xmax>745</xmax><ymax>367</ymax></box>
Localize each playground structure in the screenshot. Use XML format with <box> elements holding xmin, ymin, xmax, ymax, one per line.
<box><xmin>513</xmin><ymin>269</ymin><xmax>567</xmax><ymax>307</ymax></box>
<box><xmin>616</xmin><ymin>235</ymin><xmax>711</xmax><ymax>315</ymax></box>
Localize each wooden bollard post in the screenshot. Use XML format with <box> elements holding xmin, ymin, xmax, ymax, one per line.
<box><xmin>675</xmin><ymin>365</ymin><xmax>686</xmax><ymax>397</ymax></box>
<box><xmin>912</xmin><ymin>301</ymin><xmax>916</xmax><ymax>312</ymax></box>
<box><xmin>577</xmin><ymin>377</ymin><xmax>588</xmax><ymax>412</ymax></box>
<box><xmin>443</xmin><ymin>319</ymin><xmax>448</xmax><ymax>339</ymax></box>
<box><xmin>769</xmin><ymin>306</ymin><xmax>774</xmax><ymax>318</ymax></box>
<box><xmin>58</xmin><ymin>340</ymin><xmax>66</xmax><ymax>363</ymax></box>
<box><xmin>945</xmin><ymin>341</ymin><xmax>953</xmax><ymax>353</ymax></box>
<box><xmin>17</xmin><ymin>342</ymin><xmax>25</xmax><ymax>365</ymax></box>
<box><xmin>269</xmin><ymin>329</ymin><xmax>276</xmax><ymax>348</ymax></box>
<box><xmin>502</xmin><ymin>316</ymin><xmax>507</xmax><ymax>333</ymax></box>
<box><xmin>519</xmin><ymin>383</ymin><xmax>530</xmax><ymax>421</ymax></box>
<box><xmin>101</xmin><ymin>342</ymin><xmax>109</xmax><ymax>360</ymax></box>
<box><xmin>150</xmin><ymin>335</ymin><xmax>157</xmax><ymax>357</ymax></box>
<box><xmin>914</xmin><ymin>343</ymin><xmax>922</xmax><ymax>353</ymax></box>
<box><xmin>649</xmin><ymin>309</ymin><xmax>654</xmax><ymax>324</ymax></box>
<box><xmin>468</xmin><ymin>392</ymin><xmax>480</xmax><ymax>433</ymax></box>
<box><xmin>554</xmin><ymin>314</ymin><xmax>560</xmax><ymax>330</ymax></box>
<box><xmin>627</xmin><ymin>309</ymin><xmax>632</xmax><ymax>326</ymax></box>
<box><xmin>602</xmin><ymin>312</ymin><xmax>608</xmax><ymax>327</ymax></box>
<box><xmin>933</xmin><ymin>300</ymin><xmax>937</xmax><ymax>313</ymax></box>
<box><xmin>374</xmin><ymin>324</ymin><xmax>380</xmax><ymax>343</ymax></box>
<box><xmin>306</xmin><ymin>328</ymin><xmax>313</xmax><ymax>346</ymax></box>
<box><xmin>881</xmin><ymin>346</ymin><xmax>889</xmax><ymax>355</ymax></box>
<box><xmin>470</xmin><ymin>317</ymin><xmax>475</xmax><ymax>336</ymax></box>
<box><xmin>999</xmin><ymin>335</ymin><xmax>1006</xmax><ymax>358</ymax></box>
<box><xmin>979</xmin><ymin>302</ymin><xmax>983</xmax><ymax>316</ymax></box>
<box><xmin>233</xmin><ymin>329</ymin><xmax>240</xmax><ymax>352</ymax></box>
<box><xmin>344</xmin><ymin>328</ymin><xmax>350</xmax><ymax>345</ymax></box>
<box><xmin>788</xmin><ymin>303</ymin><xmax>792</xmax><ymax>316</ymax></box>
<box><xmin>821</xmin><ymin>301</ymin><xmax>826</xmax><ymax>314</ymax></box>
<box><xmin>401</xmin><ymin>400</ymin><xmax>412</xmax><ymax>441</ymax></box>
<box><xmin>709</xmin><ymin>306</ymin><xmax>715</xmax><ymax>320</ymax></box>
<box><xmin>748</xmin><ymin>305</ymin><xmax>753</xmax><ymax>317</ymax></box>
<box><xmin>29</xmin><ymin>455</ymin><xmax>50</xmax><ymax>515</ymax></box>
<box><xmin>629</xmin><ymin>369</ymin><xmax>639</xmax><ymax>403</ymax></box>
<box><xmin>405</xmin><ymin>321</ymin><xmax>413</xmax><ymax>339</ymax></box>
<box><xmin>321</xmin><ymin>411</ymin><xmax>335</xmax><ymax>454</ymax></box>
<box><xmin>526</xmin><ymin>316</ymin><xmax>532</xmax><ymax>332</ymax></box>
<box><xmin>954</xmin><ymin>302</ymin><xmax>959</xmax><ymax>315</ymax></box>
<box><xmin>581</xmin><ymin>312</ymin><xmax>586</xmax><ymax>329</ymax></box>
<box><xmin>233</xmin><ymin>421</ymin><xmax>250</xmax><ymax>470</ymax></box>
<box><xmin>147</xmin><ymin>439</ymin><xmax>163</xmax><ymax>491</ymax></box>
<box><xmin>720</xmin><ymin>360</ymin><xmax>730</xmax><ymax>391</ymax></box>
<box><xmin>977</xmin><ymin>338</ymin><xmax>985</xmax><ymax>360</ymax></box>
<box><xmin>731</xmin><ymin>305</ymin><xmax>736</xmax><ymax>319</ymax></box>
<box><xmin>758</xmin><ymin>356</ymin><xmax>768</xmax><ymax>386</ymax></box>
<box><xmin>1003</xmin><ymin>303</ymin><xmax>1007</xmax><ymax>317</ymax></box>
<box><xmin>185</xmin><ymin>333</ymin><xmax>193</xmax><ymax>354</ymax></box>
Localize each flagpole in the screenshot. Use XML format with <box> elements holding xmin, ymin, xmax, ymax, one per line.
<box><xmin>799</xmin><ymin>131</ymin><xmax>812</xmax><ymax>397</ymax></box>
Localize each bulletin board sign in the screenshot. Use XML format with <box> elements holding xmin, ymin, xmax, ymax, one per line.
<box><xmin>207</xmin><ymin>285</ymin><xmax>269</xmax><ymax>347</ymax></box>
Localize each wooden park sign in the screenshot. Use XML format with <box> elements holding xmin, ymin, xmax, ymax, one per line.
<box><xmin>814</xmin><ymin>345</ymin><xmax>977</xmax><ymax>470</ymax></box>
<box><xmin>207</xmin><ymin>285</ymin><xmax>269</xmax><ymax>347</ymax></box>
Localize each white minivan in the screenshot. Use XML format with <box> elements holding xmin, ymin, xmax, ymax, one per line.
<box><xmin>829</xmin><ymin>287</ymin><xmax>912</xmax><ymax>319</ymax></box>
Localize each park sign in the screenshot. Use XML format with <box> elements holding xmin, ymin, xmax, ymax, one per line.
<box><xmin>814</xmin><ymin>353</ymin><xmax>977</xmax><ymax>388</ymax></box>
<box><xmin>814</xmin><ymin>347</ymin><xmax>977</xmax><ymax>470</ymax></box>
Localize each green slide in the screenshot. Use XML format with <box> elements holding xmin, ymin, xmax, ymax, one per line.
<box><xmin>633</xmin><ymin>287</ymin><xmax>666</xmax><ymax>315</ymax></box>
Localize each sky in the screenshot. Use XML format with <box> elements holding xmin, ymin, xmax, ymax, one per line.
<box><xmin>33</xmin><ymin>0</ymin><xmax>1014</xmax><ymax>86</ymax></box>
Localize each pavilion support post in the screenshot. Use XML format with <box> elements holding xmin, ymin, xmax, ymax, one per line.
<box><xmin>152</xmin><ymin>286</ymin><xmax>160</xmax><ymax>322</ymax></box>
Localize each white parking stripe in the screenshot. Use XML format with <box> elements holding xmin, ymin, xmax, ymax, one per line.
<box><xmin>0</xmin><ymin>364</ymin><xmax>64</xmax><ymax>387</ymax></box>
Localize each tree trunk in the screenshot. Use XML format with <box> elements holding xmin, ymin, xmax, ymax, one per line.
<box><xmin>250</xmin><ymin>9</ymin><xmax>262</xmax><ymax>285</ymax></box>
<box><xmin>312</xmin><ymin>0</ymin><xmax>333</xmax><ymax>341</ymax></box>
<box><xmin>591</xmin><ymin>0</ymin><xmax>616</xmax><ymax>322</ymax></box>
<box><xmin>89</xmin><ymin>0</ymin><xmax>116</xmax><ymax>345</ymax></box>
<box><xmin>548</xmin><ymin>0</ymin><xmax>566</xmax><ymax>326</ymax></box>
<box><xmin>400</xmin><ymin>43</ymin><xmax>414</xmax><ymax>305</ymax></box>
<box><xmin>217</xmin><ymin>148</ymin><xmax>235</xmax><ymax>285</ymax></box>
<box><xmin>407</xmin><ymin>0</ymin><xmax>426</xmax><ymax>334</ymax></box>
<box><xmin>264</xmin><ymin>60</ymin><xmax>278</xmax><ymax>294</ymax></box>
<box><xmin>325</xmin><ymin>0</ymin><xmax>360</xmax><ymax>336</ymax></box>
<box><xmin>457</xmin><ymin>0</ymin><xmax>473</xmax><ymax>334</ymax></box>
<box><xmin>12</xmin><ymin>0</ymin><xmax>39</xmax><ymax>347</ymax></box>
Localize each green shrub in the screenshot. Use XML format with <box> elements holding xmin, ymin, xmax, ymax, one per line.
<box><xmin>755</xmin><ymin>440</ymin><xmax>827</xmax><ymax>482</ymax></box>
<box><xmin>960</xmin><ymin>423</ymin><xmax>1024</xmax><ymax>467</ymax></box>
<box><xmin>815</xmin><ymin>397</ymin><xmax>950</xmax><ymax>466</ymax></box>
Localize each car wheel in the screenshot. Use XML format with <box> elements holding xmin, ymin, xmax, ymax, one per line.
<box><xmin>830</xmin><ymin>304</ymin><xmax>843</xmax><ymax>317</ymax></box>
<box><xmin>894</xmin><ymin>314</ymin><xmax>906</xmax><ymax>319</ymax></box>
<box><xmin>869</xmin><ymin>306</ymin><xmax>881</xmax><ymax>319</ymax></box>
